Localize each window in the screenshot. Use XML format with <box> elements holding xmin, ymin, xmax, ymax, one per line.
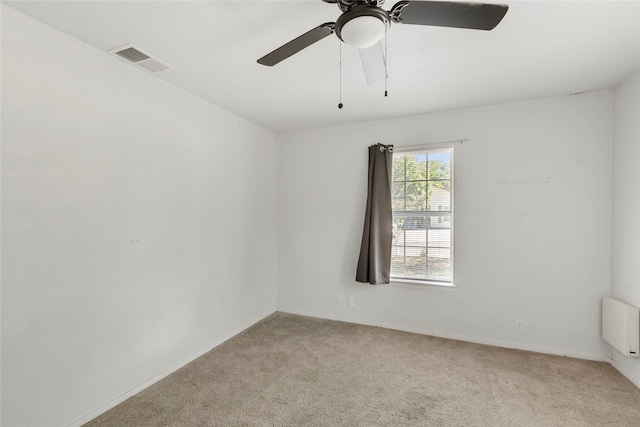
<box><xmin>391</xmin><ymin>145</ymin><xmax>453</xmax><ymax>285</ymax></box>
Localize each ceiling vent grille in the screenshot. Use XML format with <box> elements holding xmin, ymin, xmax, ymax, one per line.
<box><xmin>115</xmin><ymin>47</ymin><xmax>150</xmax><ymax>63</ymax></box>
<box><xmin>108</xmin><ymin>43</ymin><xmax>173</xmax><ymax>73</ymax></box>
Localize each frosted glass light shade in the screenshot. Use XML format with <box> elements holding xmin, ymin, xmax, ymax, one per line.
<box><xmin>340</xmin><ymin>16</ymin><xmax>387</xmax><ymax>49</ymax></box>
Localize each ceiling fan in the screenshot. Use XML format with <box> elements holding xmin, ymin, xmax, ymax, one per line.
<box><xmin>257</xmin><ymin>0</ymin><xmax>508</xmax><ymax>83</ymax></box>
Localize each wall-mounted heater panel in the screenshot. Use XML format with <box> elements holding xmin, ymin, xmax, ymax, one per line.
<box><xmin>602</xmin><ymin>297</ymin><xmax>639</xmax><ymax>357</ymax></box>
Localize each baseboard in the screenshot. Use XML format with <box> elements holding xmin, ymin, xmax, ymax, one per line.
<box><xmin>68</xmin><ymin>308</ymin><xmax>276</xmax><ymax>427</ymax></box>
<box><xmin>609</xmin><ymin>356</ymin><xmax>640</xmax><ymax>389</ymax></box>
<box><xmin>277</xmin><ymin>308</ymin><xmax>609</xmax><ymax>363</ymax></box>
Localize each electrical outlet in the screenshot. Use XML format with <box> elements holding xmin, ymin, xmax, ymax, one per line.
<box><xmin>336</xmin><ymin>296</ymin><xmax>343</xmax><ymax>306</ymax></box>
<box><xmin>515</xmin><ymin>318</ymin><xmax>524</xmax><ymax>332</ymax></box>
<box><xmin>348</xmin><ymin>297</ymin><xmax>356</xmax><ymax>308</ymax></box>
<box><xmin>213</xmin><ymin>303</ymin><xmax>219</xmax><ymax>317</ymax></box>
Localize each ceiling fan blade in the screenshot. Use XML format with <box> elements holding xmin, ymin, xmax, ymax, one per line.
<box><xmin>390</xmin><ymin>1</ymin><xmax>508</xmax><ymax>30</ymax></box>
<box><xmin>359</xmin><ymin>41</ymin><xmax>387</xmax><ymax>85</ymax></box>
<box><xmin>257</xmin><ymin>23</ymin><xmax>335</xmax><ymax>66</ymax></box>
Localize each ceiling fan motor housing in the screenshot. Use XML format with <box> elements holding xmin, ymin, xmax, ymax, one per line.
<box><xmin>335</xmin><ymin>5</ymin><xmax>390</xmax><ymax>48</ymax></box>
<box><xmin>323</xmin><ymin>0</ymin><xmax>387</xmax><ymax>13</ymax></box>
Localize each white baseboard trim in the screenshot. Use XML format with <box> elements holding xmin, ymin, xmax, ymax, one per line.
<box><xmin>68</xmin><ymin>308</ymin><xmax>276</xmax><ymax>427</ymax></box>
<box><xmin>277</xmin><ymin>308</ymin><xmax>609</xmax><ymax>363</ymax></box>
<box><xmin>609</xmin><ymin>357</ymin><xmax>640</xmax><ymax>389</ymax></box>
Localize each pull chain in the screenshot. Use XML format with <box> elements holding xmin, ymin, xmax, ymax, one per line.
<box><xmin>338</xmin><ymin>41</ymin><xmax>343</xmax><ymax>109</ymax></box>
<box><xmin>384</xmin><ymin>32</ymin><xmax>388</xmax><ymax>97</ymax></box>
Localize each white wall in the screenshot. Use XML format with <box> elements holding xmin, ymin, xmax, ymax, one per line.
<box><xmin>611</xmin><ymin>69</ymin><xmax>640</xmax><ymax>387</ymax></box>
<box><xmin>277</xmin><ymin>90</ymin><xmax>613</xmax><ymax>361</ymax></box>
<box><xmin>1</xmin><ymin>6</ymin><xmax>278</xmax><ymax>426</ymax></box>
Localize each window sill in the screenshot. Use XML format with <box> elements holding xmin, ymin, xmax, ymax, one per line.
<box><xmin>389</xmin><ymin>278</ymin><xmax>456</xmax><ymax>291</ymax></box>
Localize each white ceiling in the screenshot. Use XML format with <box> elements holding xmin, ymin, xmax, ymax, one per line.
<box><xmin>4</xmin><ymin>0</ymin><xmax>639</xmax><ymax>134</ymax></box>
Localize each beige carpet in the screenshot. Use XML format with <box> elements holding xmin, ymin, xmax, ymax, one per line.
<box><xmin>86</xmin><ymin>312</ymin><xmax>640</xmax><ymax>426</ymax></box>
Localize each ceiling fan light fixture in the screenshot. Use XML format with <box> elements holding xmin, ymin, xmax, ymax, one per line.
<box><xmin>340</xmin><ymin>16</ymin><xmax>387</xmax><ymax>48</ymax></box>
<box><xmin>335</xmin><ymin>6</ymin><xmax>390</xmax><ymax>49</ymax></box>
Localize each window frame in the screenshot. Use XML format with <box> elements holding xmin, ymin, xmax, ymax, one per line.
<box><xmin>390</xmin><ymin>142</ymin><xmax>455</xmax><ymax>287</ymax></box>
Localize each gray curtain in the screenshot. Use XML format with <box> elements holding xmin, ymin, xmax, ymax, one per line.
<box><xmin>356</xmin><ymin>143</ymin><xmax>394</xmax><ymax>285</ymax></box>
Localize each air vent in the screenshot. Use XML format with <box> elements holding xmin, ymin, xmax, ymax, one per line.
<box><xmin>115</xmin><ymin>47</ymin><xmax>150</xmax><ymax>63</ymax></box>
<box><xmin>108</xmin><ymin>43</ymin><xmax>173</xmax><ymax>73</ymax></box>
